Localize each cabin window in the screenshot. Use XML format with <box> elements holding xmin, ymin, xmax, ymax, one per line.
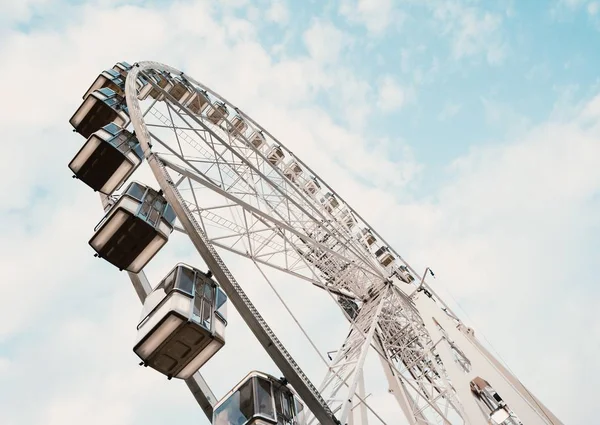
<box><xmin>178</xmin><ymin>267</ymin><xmax>195</xmax><ymax>296</ymax></box>
<box><xmin>160</xmin><ymin>269</ymin><xmax>177</xmax><ymax>293</ymax></box>
<box><xmin>255</xmin><ymin>377</ymin><xmax>275</xmax><ymax>420</ymax></box>
<box><xmin>200</xmin><ymin>283</ymin><xmax>214</xmax><ymax>329</ymax></box>
<box><xmin>280</xmin><ymin>391</ymin><xmax>294</xmax><ymax>419</ymax></box>
<box><xmin>126</xmin><ymin>182</ymin><xmax>146</xmax><ymax>201</ymax></box>
<box><xmin>163</xmin><ymin>205</ymin><xmax>176</xmax><ymax>225</ymax></box>
<box><xmin>215</xmin><ymin>288</ymin><xmax>228</xmax><ymax>321</ymax></box>
<box><xmin>213</xmin><ymin>379</ymin><xmax>255</xmax><ymax>425</ymax></box>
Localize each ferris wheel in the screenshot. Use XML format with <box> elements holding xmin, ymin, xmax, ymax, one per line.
<box><xmin>67</xmin><ymin>61</ymin><xmax>563</xmax><ymax>425</ymax></box>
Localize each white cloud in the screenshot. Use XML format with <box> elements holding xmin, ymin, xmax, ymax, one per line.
<box><xmin>431</xmin><ymin>2</ymin><xmax>508</xmax><ymax>64</ymax></box>
<box><xmin>302</xmin><ymin>19</ymin><xmax>346</xmax><ymax>63</ymax></box>
<box><xmin>265</xmin><ymin>0</ymin><xmax>289</xmax><ymax>24</ymax></box>
<box><xmin>438</xmin><ymin>101</ymin><xmax>462</xmax><ymax>121</ymax></box>
<box><xmin>0</xmin><ymin>0</ymin><xmax>50</xmax><ymax>23</ymax></box>
<box><xmin>376</xmin><ymin>75</ymin><xmax>412</xmax><ymax>112</ymax></box>
<box><xmin>588</xmin><ymin>1</ymin><xmax>600</xmax><ymax>15</ymax></box>
<box><xmin>339</xmin><ymin>0</ymin><xmax>403</xmax><ymax>35</ymax></box>
<box><xmin>481</xmin><ymin>97</ymin><xmax>531</xmax><ymax>135</ymax></box>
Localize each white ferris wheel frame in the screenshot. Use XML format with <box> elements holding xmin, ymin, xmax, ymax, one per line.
<box><xmin>94</xmin><ymin>60</ymin><xmax>563</xmax><ymax>425</ymax></box>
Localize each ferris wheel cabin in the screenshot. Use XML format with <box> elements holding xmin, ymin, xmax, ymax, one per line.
<box><xmin>249</xmin><ymin>131</ymin><xmax>266</xmax><ymax>150</ymax></box>
<box><xmin>112</xmin><ymin>61</ymin><xmax>133</xmax><ymax>78</ymax></box>
<box><xmin>185</xmin><ymin>91</ymin><xmax>210</xmax><ymax>115</ymax></box>
<box><xmin>375</xmin><ymin>246</ymin><xmax>394</xmax><ymax>267</ymax></box>
<box><xmin>68</xmin><ymin>123</ymin><xmax>143</xmax><ymax>195</ymax></box>
<box><xmin>89</xmin><ymin>182</ymin><xmax>175</xmax><ymax>273</ymax></box>
<box><xmin>470</xmin><ymin>377</ymin><xmax>521</xmax><ymax>425</ymax></box>
<box><xmin>213</xmin><ymin>371</ymin><xmax>305</xmax><ymax>425</ymax></box>
<box><xmin>320</xmin><ymin>192</ymin><xmax>340</xmax><ymax>213</ymax></box>
<box><xmin>168</xmin><ymin>76</ymin><xmax>194</xmax><ymax>104</ymax></box>
<box><xmin>83</xmin><ymin>69</ymin><xmax>125</xmax><ymax>99</ymax></box>
<box><xmin>360</xmin><ymin>228</ymin><xmax>376</xmax><ymax>247</ymax></box>
<box><xmin>303</xmin><ymin>177</ymin><xmax>320</xmax><ymax>196</ymax></box>
<box><xmin>392</xmin><ymin>264</ymin><xmax>415</xmax><ymax>283</ymax></box>
<box><xmin>145</xmin><ymin>71</ymin><xmax>174</xmax><ymax>101</ymax></box>
<box><xmin>204</xmin><ymin>101</ymin><xmax>229</xmax><ymax>125</ymax></box>
<box><xmin>134</xmin><ymin>263</ymin><xmax>227</xmax><ymax>379</ymax></box>
<box><xmin>339</xmin><ymin>209</ymin><xmax>356</xmax><ymax>229</ymax></box>
<box><xmin>266</xmin><ymin>146</ymin><xmax>285</xmax><ymax>166</ymax></box>
<box><xmin>283</xmin><ymin>161</ymin><xmax>303</xmax><ymax>182</ymax></box>
<box><xmin>229</xmin><ymin>115</ymin><xmax>249</xmax><ymax>138</ymax></box>
<box><xmin>70</xmin><ymin>88</ymin><xmax>129</xmax><ymax>139</ymax></box>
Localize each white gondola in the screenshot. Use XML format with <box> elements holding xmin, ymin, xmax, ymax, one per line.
<box><xmin>134</xmin><ymin>263</ymin><xmax>227</xmax><ymax>380</ymax></box>
<box><xmin>213</xmin><ymin>371</ymin><xmax>305</xmax><ymax>425</ymax></box>
<box><xmin>283</xmin><ymin>160</ymin><xmax>303</xmax><ymax>182</ymax></box>
<box><xmin>228</xmin><ymin>115</ymin><xmax>248</xmax><ymax>138</ymax></box>
<box><xmin>68</xmin><ymin>123</ymin><xmax>143</xmax><ymax>195</ymax></box>
<box><xmin>249</xmin><ymin>131</ymin><xmax>266</xmax><ymax>150</ymax></box>
<box><xmin>89</xmin><ymin>182</ymin><xmax>175</xmax><ymax>273</ymax></box>
<box><xmin>470</xmin><ymin>377</ymin><xmax>520</xmax><ymax>425</ymax></box>
<box><xmin>69</xmin><ymin>88</ymin><xmax>129</xmax><ymax>139</ymax></box>
<box><xmin>135</xmin><ymin>74</ymin><xmax>155</xmax><ymax>101</ymax></box>
<box><xmin>375</xmin><ymin>246</ymin><xmax>394</xmax><ymax>267</ymax></box>
<box><xmin>339</xmin><ymin>209</ymin><xmax>356</xmax><ymax>229</ymax></box>
<box><xmin>303</xmin><ymin>177</ymin><xmax>320</xmax><ymax>196</ymax></box>
<box><xmin>204</xmin><ymin>101</ymin><xmax>229</xmax><ymax>125</ymax></box>
<box><xmin>185</xmin><ymin>91</ymin><xmax>210</xmax><ymax>115</ymax></box>
<box><xmin>393</xmin><ymin>264</ymin><xmax>415</xmax><ymax>283</ymax></box>
<box><xmin>168</xmin><ymin>76</ymin><xmax>194</xmax><ymax>104</ymax></box>
<box><xmin>112</xmin><ymin>61</ymin><xmax>132</xmax><ymax>78</ymax></box>
<box><xmin>106</xmin><ymin>61</ymin><xmax>153</xmax><ymax>100</ymax></box>
<box><xmin>320</xmin><ymin>192</ymin><xmax>339</xmax><ymax>213</ymax></box>
<box><xmin>147</xmin><ymin>71</ymin><xmax>174</xmax><ymax>101</ymax></box>
<box><xmin>360</xmin><ymin>228</ymin><xmax>376</xmax><ymax>246</ymax></box>
<box><xmin>266</xmin><ymin>145</ymin><xmax>285</xmax><ymax>166</ymax></box>
<box><xmin>83</xmin><ymin>69</ymin><xmax>125</xmax><ymax>99</ymax></box>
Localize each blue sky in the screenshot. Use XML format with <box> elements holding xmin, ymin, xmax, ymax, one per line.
<box><xmin>0</xmin><ymin>0</ymin><xmax>599</xmax><ymax>424</ymax></box>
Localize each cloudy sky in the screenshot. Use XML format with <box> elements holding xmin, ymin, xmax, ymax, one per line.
<box><xmin>1</xmin><ymin>0</ymin><xmax>599</xmax><ymax>424</ymax></box>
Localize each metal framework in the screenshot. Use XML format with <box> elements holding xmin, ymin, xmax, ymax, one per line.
<box><xmin>75</xmin><ymin>61</ymin><xmax>562</xmax><ymax>425</ymax></box>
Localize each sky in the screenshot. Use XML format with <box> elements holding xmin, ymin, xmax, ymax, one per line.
<box><xmin>0</xmin><ymin>0</ymin><xmax>599</xmax><ymax>424</ymax></box>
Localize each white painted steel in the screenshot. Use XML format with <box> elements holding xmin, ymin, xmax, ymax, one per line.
<box><xmin>99</xmin><ymin>60</ymin><xmax>564</xmax><ymax>425</ymax></box>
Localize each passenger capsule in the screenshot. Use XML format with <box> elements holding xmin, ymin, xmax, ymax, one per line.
<box><xmin>148</xmin><ymin>71</ymin><xmax>174</xmax><ymax>101</ymax></box>
<box><xmin>185</xmin><ymin>91</ymin><xmax>210</xmax><ymax>115</ymax></box>
<box><xmin>283</xmin><ymin>161</ymin><xmax>303</xmax><ymax>182</ymax></box>
<box><xmin>340</xmin><ymin>210</ymin><xmax>356</xmax><ymax>229</ymax></box>
<box><xmin>68</xmin><ymin>123</ymin><xmax>143</xmax><ymax>195</ymax></box>
<box><xmin>228</xmin><ymin>115</ymin><xmax>248</xmax><ymax>137</ymax></box>
<box><xmin>204</xmin><ymin>101</ymin><xmax>228</xmax><ymax>125</ymax></box>
<box><xmin>320</xmin><ymin>192</ymin><xmax>339</xmax><ymax>213</ymax></box>
<box><xmin>112</xmin><ymin>61</ymin><xmax>133</xmax><ymax>78</ymax></box>
<box><xmin>266</xmin><ymin>145</ymin><xmax>285</xmax><ymax>166</ymax></box>
<box><xmin>89</xmin><ymin>182</ymin><xmax>175</xmax><ymax>273</ymax></box>
<box><xmin>70</xmin><ymin>88</ymin><xmax>128</xmax><ymax>139</ymax></box>
<box><xmin>375</xmin><ymin>246</ymin><xmax>394</xmax><ymax>267</ymax></box>
<box><xmin>136</xmin><ymin>74</ymin><xmax>155</xmax><ymax>101</ymax></box>
<box><xmin>360</xmin><ymin>228</ymin><xmax>376</xmax><ymax>247</ymax></box>
<box><xmin>168</xmin><ymin>76</ymin><xmax>194</xmax><ymax>104</ymax></box>
<box><xmin>393</xmin><ymin>264</ymin><xmax>415</xmax><ymax>283</ymax></box>
<box><xmin>83</xmin><ymin>69</ymin><xmax>125</xmax><ymax>99</ymax></box>
<box><xmin>134</xmin><ymin>264</ymin><xmax>227</xmax><ymax>379</ymax></box>
<box><xmin>303</xmin><ymin>177</ymin><xmax>320</xmax><ymax>196</ymax></box>
<box><xmin>105</xmin><ymin>62</ymin><xmax>155</xmax><ymax>101</ymax></box>
<box><xmin>213</xmin><ymin>371</ymin><xmax>305</xmax><ymax>425</ymax></box>
<box><xmin>249</xmin><ymin>131</ymin><xmax>266</xmax><ymax>150</ymax></box>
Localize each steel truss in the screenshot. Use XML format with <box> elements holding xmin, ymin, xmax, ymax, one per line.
<box><xmin>112</xmin><ymin>61</ymin><xmax>563</xmax><ymax>425</ymax></box>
